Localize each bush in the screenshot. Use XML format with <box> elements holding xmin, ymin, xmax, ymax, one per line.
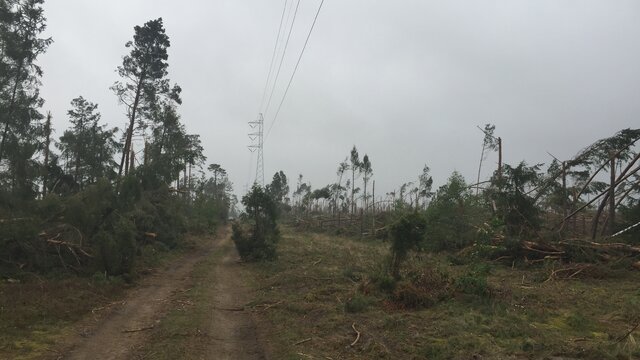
<box><xmin>424</xmin><ymin>172</ymin><xmax>484</xmax><ymax>251</ymax></box>
<box><xmin>232</xmin><ymin>185</ymin><xmax>280</xmax><ymax>261</ymax></box>
<box><xmin>455</xmin><ymin>264</ymin><xmax>492</xmax><ymax>298</ymax></box>
<box><xmin>389</xmin><ymin>212</ymin><xmax>427</xmax><ymax>279</ymax></box>
<box><xmin>94</xmin><ymin>216</ymin><xmax>137</xmax><ymax>276</ymax></box>
<box><xmin>231</xmin><ymin>221</ymin><xmax>279</xmax><ymax>261</ymax></box>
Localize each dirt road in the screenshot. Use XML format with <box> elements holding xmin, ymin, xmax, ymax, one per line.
<box><xmin>60</xmin><ymin>228</ymin><xmax>264</xmax><ymax>360</ymax></box>
<box><xmin>203</xmin><ymin>234</ymin><xmax>265</xmax><ymax>360</ymax></box>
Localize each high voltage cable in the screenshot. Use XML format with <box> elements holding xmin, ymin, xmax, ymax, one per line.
<box><xmin>258</xmin><ymin>0</ymin><xmax>289</xmax><ymax>112</ymax></box>
<box><xmin>266</xmin><ymin>0</ymin><xmax>325</xmax><ymax>139</ymax></box>
<box><xmin>263</xmin><ymin>0</ymin><xmax>301</xmax><ymax>117</ymax></box>
<box><xmin>249</xmin><ymin>0</ymin><xmax>295</xmax><ymax>191</ymax></box>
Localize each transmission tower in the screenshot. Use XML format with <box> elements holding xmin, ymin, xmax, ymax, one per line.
<box><xmin>248</xmin><ymin>113</ymin><xmax>264</xmax><ymax>186</ymax></box>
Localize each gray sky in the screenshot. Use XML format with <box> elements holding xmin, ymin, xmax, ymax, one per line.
<box><xmin>39</xmin><ymin>1</ymin><xmax>640</xmax><ymax>198</ymax></box>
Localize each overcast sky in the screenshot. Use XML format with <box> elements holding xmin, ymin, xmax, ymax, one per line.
<box><xmin>39</xmin><ymin>1</ymin><xmax>640</xmax><ymax>198</ymax></box>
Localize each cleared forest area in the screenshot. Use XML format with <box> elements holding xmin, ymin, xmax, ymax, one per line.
<box><xmin>244</xmin><ymin>228</ymin><xmax>640</xmax><ymax>359</ymax></box>
<box><xmin>227</xmin><ymin>127</ymin><xmax>640</xmax><ymax>359</ymax></box>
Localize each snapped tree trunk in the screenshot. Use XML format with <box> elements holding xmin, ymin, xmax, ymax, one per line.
<box><xmin>118</xmin><ymin>72</ymin><xmax>146</xmax><ymax>177</ymax></box>
<box><xmin>476</xmin><ymin>143</ymin><xmax>486</xmax><ymax>196</ymax></box>
<box><xmin>351</xmin><ymin>169</ymin><xmax>355</xmax><ymax>215</ymax></box>
<box><xmin>608</xmin><ymin>153</ymin><xmax>616</xmax><ymax>235</ymax></box>
<box><xmin>498</xmin><ymin>137</ymin><xmax>503</xmax><ymax>180</ymax></box>
<box><xmin>591</xmin><ymin>153</ymin><xmax>640</xmax><ymax>239</ymax></box>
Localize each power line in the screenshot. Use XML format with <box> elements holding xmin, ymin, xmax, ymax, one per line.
<box><xmin>248</xmin><ymin>1</ymin><xmax>295</xmax><ymax>192</ymax></box>
<box><xmin>258</xmin><ymin>0</ymin><xmax>289</xmax><ymax>112</ymax></box>
<box><xmin>265</xmin><ymin>0</ymin><xmax>325</xmax><ymax>139</ymax></box>
<box><xmin>262</xmin><ymin>0</ymin><xmax>301</xmax><ymax>117</ymax></box>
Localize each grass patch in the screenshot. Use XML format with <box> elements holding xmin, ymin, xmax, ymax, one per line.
<box><xmin>0</xmin><ymin>276</ymin><xmax>127</xmax><ymax>360</ymax></box>
<box><xmin>134</xmin><ymin>239</ymin><xmax>225</xmax><ymax>359</ymax></box>
<box><xmin>345</xmin><ymin>294</ymin><xmax>375</xmax><ymax>313</ymax></box>
<box><xmin>243</xmin><ymin>227</ymin><xmax>640</xmax><ymax>359</ymax></box>
<box><xmin>0</xmin><ymin>234</ymin><xmax>204</xmax><ymax>360</ymax></box>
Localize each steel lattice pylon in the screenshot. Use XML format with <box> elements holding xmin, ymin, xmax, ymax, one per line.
<box><xmin>248</xmin><ymin>113</ymin><xmax>264</xmax><ymax>186</ymax></box>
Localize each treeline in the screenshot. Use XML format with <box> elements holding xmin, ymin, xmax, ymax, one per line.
<box><xmin>279</xmin><ymin>127</ymin><xmax>640</xmax><ymax>250</ymax></box>
<box><xmin>248</xmin><ymin>129</ymin><xmax>640</xmax><ymax>309</ymax></box>
<box><xmin>0</xmin><ymin>1</ymin><xmax>234</xmax><ymax>277</ymax></box>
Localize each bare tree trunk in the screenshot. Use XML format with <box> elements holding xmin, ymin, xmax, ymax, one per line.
<box><xmin>119</xmin><ymin>73</ymin><xmax>146</xmax><ymax>177</ymax></box>
<box><xmin>498</xmin><ymin>137</ymin><xmax>503</xmax><ymax>180</ymax></box>
<box><xmin>562</xmin><ymin>161</ymin><xmax>568</xmax><ymax>218</ymax></box>
<box><xmin>608</xmin><ymin>152</ymin><xmax>616</xmax><ymax>235</ymax></box>
<box><xmin>183</xmin><ymin>164</ymin><xmax>187</xmax><ymax>198</ymax></box>
<box><xmin>363</xmin><ymin>177</ymin><xmax>368</xmax><ymax>213</ymax></box>
<box><xmin>129</xmin><ymin>144</ymin><xmax>135</xmax><ymax>172</ymax></box>
<box><xmin>371</xmin><ymin>180</ymin><xmax>376</xmax><ymax>234</ymax></box>
<box><xmin>188</xmin><ymin>163</ymin><xmax>192</xmax><ymax>202</ymax></box>
<box><xmin>144</xmin><ymin>141</ymin><xmax>149</xmax><ymax>166</ymax></box>
<box><xmin>591</xmin><ymin>154</ymin><xmax>640</xmax><ymax>238</ymax></box>
<box><xmin>575</xmin><ymin>146</ymin><xmax>640</xmax><ymax>204</ymax></box>
<box><xmin>42</xmin><ymin>112</ymin><xmax>52</xmax><ymax>197</ymax></box>
<box><xmin>75</xmin><ymin>117</ymin><xmax>83</xmax><ymax>188</ymax></box>
<box><xmin>351</xmin><ymin>169</ymin><xmax>355</xmax><ymax>216</ymax></box>
<box><xmin>476</xmin><ymin>143</ymin><xmax>486</xmax><ymax>196</ymax></box>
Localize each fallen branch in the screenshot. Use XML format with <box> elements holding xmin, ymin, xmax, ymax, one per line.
<box><xmin>262</xmin><ymin>300</ymin><xmax>283</xmax><ymax>311</ymax></box>
<box><xmin>293</xmin><ymin>274</ymin><xmax>335</xmax><ymax>281</ymax></box>
<box><xmin>615</xmin><ymin>320</ymin><xmax>640</xmax><ymax>344</ymax></box>
<box><xmin>122</xmin><ymin>325</ymin><xmax>155</xmax><ymax>333</ymax></box>
<box><xmin>560</xmin><ymin>239</ymin><xmax>640</xmax><ymax>255</ymax></box>
<box><xmin>46</xmin><ymin>239</ymin><xmax>93</xmax><ymax>258</ymax></box>
<box><xmin>0</xmin><ymin>217</ymin><xmax>31</xmax><ymax>223</ymax></box>
<box><xmin>521</xmin><ymin>240</ymin><xmax>564</xmax><ymax>255</ymax></box>
<box><xmin>92</xmin><ymin>300</ymin><xmax>125</xmax><ymax>314</ymax></box>
<box><xmin>493</xmin><ymin>256</ymin><xmax>513</xmax><ymax>262</ymax></box>
<box><xmin>545</xmin><ymin>264</ymin><xmax>593</xmax><ymax>282</ymax></box>
<box><xmin>294</xmin><ymin>337</ymin><xmax>312</xmax><ymax>346</ymax></box>
<box><xmin>350</xmin><ymin>323</ymin><xmax>361</xmax><ymax>347</ymax></box>
<box><xmin>212</xmin><ymin>306</ymin><xmax>244</xmax><ymax>312</ymax></box>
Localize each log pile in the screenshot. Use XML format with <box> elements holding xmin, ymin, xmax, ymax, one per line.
<box><xmin>518</xmin><ymin>238</ymin><xmax>640</xmax><ymax>269</ymax></box>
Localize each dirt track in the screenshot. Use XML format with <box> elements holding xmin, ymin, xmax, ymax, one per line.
<box><xmin>204</xmin><ymin>234</ymin><xmax>265</xmax><ymax>360</ymax></box>
<box><xmin>60</xmin><ymin>228</ymin><xmax>264</xmax><ymax>360</ymax></box>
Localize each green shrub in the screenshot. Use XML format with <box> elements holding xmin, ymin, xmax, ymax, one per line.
<box><xmin>344</xmin><ymin>293</ymin><xmax>374</xmax><ymax>313</ymax></box>
<box><xmin>232</xmin><ymin>185</ymin><xmax>280</xmax><ymax>261</ymax></box>
<box><xmin>455</xmin><ymin>265</ymin><xmax>491</xmax><ymax>298</ymax></box>
<box><xmin>231</xmin><ymin>221</ymin><xmax>279</xmax><ymax>261</ymax></box>
<box><xmin>456</xmin><ymin>274</ymin><xmax>489</xmax><ymax>297</ymax></box>
<box><xmin>95</xmin><ymin>217</ymin><xmax>137</xmax><ymax>276</ymax></box>
<box><xmin>389</xmin><ymin>212</ymin><xmax>427</xmax><ymax>279</ymax></box>
<box><xmin>424</xmin><ymin>172</ymin><xmax>482</xmax><ymax>252</ymax></box>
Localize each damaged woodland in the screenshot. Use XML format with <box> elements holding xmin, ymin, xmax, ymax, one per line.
<box><xmin>517</xmin><ymin>239</ymin><xmax>640</xmax><ymax>268</ymax></box>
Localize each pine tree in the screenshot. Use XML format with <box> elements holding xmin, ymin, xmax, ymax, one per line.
<box><xmin>0</xmin><ymin>0</ymin><xmax>52</xmax><ymax>200</ymax></box>
<box><xmin>57</xmin><ymin>96</ymin><xmax>119</xmax><ymax>189</ymax></box>
<box><xmin>112</xmin><ymin>18</ymin><xmax>181</xmax><ymax>177</ymax></box>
